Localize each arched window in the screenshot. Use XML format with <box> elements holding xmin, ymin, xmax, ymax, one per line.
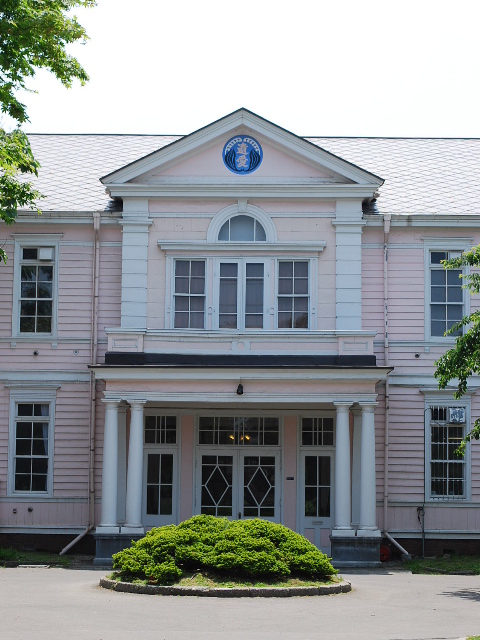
<box><xmin>218</xmin><ymin>215</ymin><xmax>266</xmax><ymax>242</ymax></box>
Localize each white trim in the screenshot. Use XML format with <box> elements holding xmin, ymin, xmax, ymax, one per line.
<box><xmin>423</xmin><ymin>395</ymin><xmax>471</xmax><ymax>502</ymax></box>
<box><xmin>12</xmin><ymin>236</ymin><xmax>61</xmax><ymax>339</ymax></box>
<box><xmin>7</xmin><ymin>388</ymin><xmax>57</xmax><ymax>498</ymax></box>
<box><xmin>101</xmin><ymin>109</ymin><xmax>383</xmax><ymax>186</ymax></box>
<box><xmin>207</xmin><ymin>203</ymin><xmax>277</xmax><ymax>243</ymax></box>
<box><xmin>423</xmin><ymin>240</ymin><xmax>470</xmax><ymax>342</ymax></box>
<box><xmin>106</xmin><ymin>183</ymin><xmax>379</xmax><ymax>200</ymax></box>
<box><xmin>158</xmin><ymin>241</ymin><xmax>326</xmax><ymax>253</ymax></box>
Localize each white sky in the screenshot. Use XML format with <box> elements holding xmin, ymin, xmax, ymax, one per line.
<box><xmin>10</xmin><ymin>0</ymin><xmax>480</xmax><ymax>137</ymax></box>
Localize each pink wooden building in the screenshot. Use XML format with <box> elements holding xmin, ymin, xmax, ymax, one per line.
<box><xmin>1</xmin><ymin>109</ymin><xmax>479</xmax><ymax>565</ymax></box>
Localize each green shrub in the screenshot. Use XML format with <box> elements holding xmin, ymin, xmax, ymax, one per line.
<box><xmin>112</xmin><ymin>515</ymin><xmax>337</xmax><ymax>585</ymax></box>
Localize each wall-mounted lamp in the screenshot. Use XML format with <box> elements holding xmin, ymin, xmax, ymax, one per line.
<box><xmin>236</xmin><ymin>384</ymin><xmax>243</xmax><ymax>395</ymax></box>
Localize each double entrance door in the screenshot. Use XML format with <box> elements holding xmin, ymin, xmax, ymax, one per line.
<box><xmin>196</xmin><ymin>449</ymin><xmax>280</xmax><ymax>521</ymax></box>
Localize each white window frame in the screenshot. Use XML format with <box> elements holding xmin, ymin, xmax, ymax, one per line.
<box><xmin>171</xmin><ymin>258</ymin><xmax>207</xmax><ymax>329</ymax></box>
<box><xmin>7</xmin><ymin>388</ymin><xmax>57</xmax><ymax>497</ymax></box>
<box><xmin>275</xmin><ymin>258</ymin><xmax>314</xmax><ymax>330</ymax></box>
<box><xmin>424</xmin><ymin>394</ymin><xmax>471</xmax><ymax>502</ymax></box>
<box><xmin>423</xmin><ymin>239</ymin><xmax>470</xmax><ymax>342</ymax></box>
<box><xmin>142</xmin><ymin>410</ymin><xmax>180</xmax><ymax>526</ymax></box>
<box><xmin>214</xmin><ymin>257</ymin><xmax>270</xmax><ymax>331</ymax></box>
<box><xmin>12</xmin><ymin>235</ymin><xmax>61</xmax><ymax>338</ymax></box>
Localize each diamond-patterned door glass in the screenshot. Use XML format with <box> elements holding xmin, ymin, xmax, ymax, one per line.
<box><xmin>201</xmin><ymin>455</ymin><xmax>233</xmax><ymax>516</ymax></box>
<box><xmin>243</xmin><ymin>456</ymin><xmax>275</xmax><ymax>518</ymax></box>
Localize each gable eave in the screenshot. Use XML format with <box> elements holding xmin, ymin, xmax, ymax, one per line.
<box><xmin>100</xmin><ymin>108</ymin><xmax>384</xmax><ymax>188</ymax></box>
<box><xmin>104</xmin><ymin>181</ymin><xmax>380</xmax><ymax>200</ymax></box>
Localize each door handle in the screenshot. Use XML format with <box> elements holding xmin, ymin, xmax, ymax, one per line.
<box><xmin>238</xmin><ymin>511</ymin><xmax>242</xmax><ymax>519</ymax></box>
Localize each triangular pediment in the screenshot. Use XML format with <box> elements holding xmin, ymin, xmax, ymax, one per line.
<box><xmin>101</xmin><ymin>109</ymin><xmax>383</xmax><ymax>195</ymax></box>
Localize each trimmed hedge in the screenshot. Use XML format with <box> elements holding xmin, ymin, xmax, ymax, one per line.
<box><xmin>113</xmin><ymin>515</ymin><xmax>337</xmax><ymax>584</ymax></box>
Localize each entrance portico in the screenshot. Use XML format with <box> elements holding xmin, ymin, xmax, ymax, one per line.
<box><xmin>93</xmin><ymin>363</ymin><xmax>388</xmax><ymax>566</ymax></box>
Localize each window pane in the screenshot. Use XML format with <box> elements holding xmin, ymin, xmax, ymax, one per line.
<box><xmin>431</xmin><ymin>270</ymin><xmax>446</xmax><ymax>286</ymax></box>
<box><xmin>229</xmin><ymin>215</ymin><xmax>255</xmax><ymax>241</ymax></box>
<box><xmin>431</xmin><ymin>251</ymin><xmax>447</xmax><ymax>264</ymax></box>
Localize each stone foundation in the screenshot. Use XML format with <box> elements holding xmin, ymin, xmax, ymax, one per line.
<box><xmin>330</xmin><ymin>535</ymin><xmax>381</xmax><ymax>568</ymax></box>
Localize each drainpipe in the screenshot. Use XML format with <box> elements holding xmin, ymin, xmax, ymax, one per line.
<box><xmin>89</xmin><ymin>211</ymin><xmax>101</xmax><ymax>528</ymax></box>
<box><xmin>384</xmin><ymin>531</ymin><xmax>412</xmax><ymax>560</ymax></box>
<box><xmin>59</xmin><ymin>211</ymin><xmax>100</xmax><ymax>556</ymax></box>
<box><xmin>383</xmin><ymin>214</ymin><xmax>391</xmax><ymax>534</ymax></box>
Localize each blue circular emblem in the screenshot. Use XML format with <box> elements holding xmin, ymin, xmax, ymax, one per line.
<box><xmin>222</xmin><ymin>136</ymin><xmax>263</xmax><ymax>175</ymax></box>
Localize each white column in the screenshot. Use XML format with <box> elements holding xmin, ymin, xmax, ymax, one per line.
<box><xmin>351</xmin><ymin>408</ymin><xmax>362</xmax><ymax>527</ymax></box>
<box><xmin>117</xmin><ymin>405</ymin><xmax>127</xmax><ymax>524</ymax></box>
<box><xmin>121</xmin><ymin>400</ymin><xmax>146</xmax><ymax>534</ymax></box>
<box><xmin>359</xmin><ymin>402</ymin><xmax>380</xmax><ymax>535</ymax></box>
<box><xmin>98</xmin><ymin>399</ymin><xmax>120</xmax><ymax>532</ymax></box>
<box><xmin>332</xmin><ymin>402</ymin><xmax>354</xmax><ymax>535</ymax></box>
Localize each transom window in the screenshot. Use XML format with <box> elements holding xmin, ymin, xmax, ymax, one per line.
<box><xmin>14</xmin><ymin>403</ymin><xmax>50</xmax><ymax>492</ymax></box>
<box><xmin>198</xmin><ymin>416</ymin><xmax>279</xmax><ymax>446</ymax></box>
<box><xmin>430</xmin><ymin>251</ymin><xmax>463</xmax><ymax>337</ymax></box>
<box><xmin>144</xmin><ymin>415</ymin><xmax>177</xmax><ymax>444</ymax></box>
<box><xmin>19</xmin><ymin>247</ymin><xmax>54</xmax><ymax>333</ymax></box>
<box><xmin>301</xmin><ymin>417</ymin><xmax>334</xmax><ymax>446</ymax></box>
<box><xmin>218</xmin><ymin>215</ymin><xmax>266</xmax><ymax>242</ymax></box>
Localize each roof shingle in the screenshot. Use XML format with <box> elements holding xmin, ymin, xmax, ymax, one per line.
<box><xmin>25</xmin><ymin>134</ymin><xmax>480</xmax><ymax>215</ymax></box>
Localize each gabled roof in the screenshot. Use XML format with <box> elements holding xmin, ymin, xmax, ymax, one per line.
<box><xmin>24</xmin><ymin>128</ymin><xmax>480</xmax><ymax>215</ymax></box>
<box><xmin>100</xmin><ymin>108</ymin><xmax>383</xmax><ymax>188</ymax></box>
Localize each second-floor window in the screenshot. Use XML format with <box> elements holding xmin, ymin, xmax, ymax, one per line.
<box><xmin>174</xmin><ymin>260</ymin><xmax>206</xmax><ymax>328</ymax></box>
<box><xmin>19</xmin><ymin>247</ymin><xmax>55</xmax><ymax>333</ymax></box>
<box><xmin>277</xmin><ymin>261</ymin><xmax>309</xmax><ymax>329</ymax></box>
<box><xmin>219</xmin><ymin>261</ymin><xmax>265</xmax><ymax>329</ymax></box>
<box><xmin>430</xmin><ymin>251</ymin><xmax>463</xmax><ymax>337</ymax></box>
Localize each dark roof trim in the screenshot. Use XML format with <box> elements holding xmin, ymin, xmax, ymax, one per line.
<box><xmin>104</xmin><ymin>352</ymin><xmax>378</xmax><ymax>368</ymax></box>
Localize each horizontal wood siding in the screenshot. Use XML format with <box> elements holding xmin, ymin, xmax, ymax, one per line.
<box><xmin>0</xmin><ymin>500</ymin><xmax>88</xmax><ymax>527</ymax></box>
<box><xmin>57</xmin><ymin>244</ymin><xmax>93</xmax><ymax>339</ymax></box>
<box><xmin>98</xmin><ymin>244</ymin><xmax>122</xmax><ymax>338</ymax></box>
<box><xmin>387</xmin><ymin>389</ymin><xmax>425</xmax><ymax>501</ymax></box>
<box><xmin>0</xmin><ymin>254</ymin><xmax>13</xmax><ymax>336</ymax></box>
<box><xmin>0</xmin><ymin>386</ymin><xmax>8</xmax><ymax>495</ymax></box>
<box><xmin>387</xmin><ymin>247</ymin><xmax>425</xmax><ymax>341</ymax></box>
<box><xmin>53</xmin><ymin>384</ymin><xmax>90</xmax><ymax>497</ymax></box>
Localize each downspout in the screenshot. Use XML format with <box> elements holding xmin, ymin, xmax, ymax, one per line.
<box><xmin>383</xmin><ymin>214</ymin><xmax>391</xmax><ymax>534</ymax></box>
<box><xmin>59</xmin><ymin>211</ymin><xmax>100</xmax><ymax>556</ymax></box>
<box><xmin>381</xmin><ymin>215</ymin><xmax>412</xmax><ymax>561</ymax></box>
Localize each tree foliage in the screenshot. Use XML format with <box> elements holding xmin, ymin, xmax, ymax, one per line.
<box><xmin>434</xmin><ymin>246</ymin><xmax>480</xmax><ymax>455</ymax></box>
<box><xmin>0</xmin><ymin>0</ymin><xmax>95</xmax><ymax>263</ymax></box>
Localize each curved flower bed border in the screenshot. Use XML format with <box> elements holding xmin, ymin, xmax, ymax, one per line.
<box><xmin>100</xmin><ymin>576</ymin><xmax>351</xmax><ymax>597</ymax></box>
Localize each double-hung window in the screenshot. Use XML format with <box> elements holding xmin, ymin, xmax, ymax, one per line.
<box><xmin>429</xmin><ymin>251</ymin><xmax>463</xmax><ymax>337</ymax></box>
<box><xmin>277</xmin><ymin>260</ymin><xmax>309</xmax><ymax>329</ymax></box>
<box><xmin>174</xmin><ymin>260</ymin><xmax>206</xmax><ymax>328</ymax></box>
<box><xmin>8</xmin><ymin>389</ymin><xmax>56</xmax><ymax>496</ymax></box>
<box><xmin>427</xmin><ymin>405</ymin><xmax>467</xmax><ymax>499</ymax></box>
<box><xmin>18</xmin><ymin>246</ymin><xmax>55</xmax><ymax>334</ymax></box>
<box><xmin>218</xmin><ymin>261</ymin><xmax>265</xmax><ymax>329</ymax></box>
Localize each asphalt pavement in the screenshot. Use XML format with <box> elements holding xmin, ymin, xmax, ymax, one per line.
<box><xmin>0</xmin><ymin>566</ymin><xmax>478</xmax><ymax>640</ymax></box>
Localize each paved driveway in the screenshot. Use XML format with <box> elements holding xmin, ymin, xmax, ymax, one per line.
<box><xmin>0</xmin><ymin>566</ymin><xmax>478</xmax><ymax>640</ymax></box>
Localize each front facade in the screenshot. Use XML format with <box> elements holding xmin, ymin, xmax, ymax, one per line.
<box><xmin>1</xmin><ymin>110</ymin><xmax>479</xmax><ymax>564</ymax></box>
